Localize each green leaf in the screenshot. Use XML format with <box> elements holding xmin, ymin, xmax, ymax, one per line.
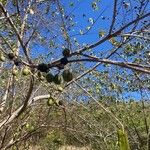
<box><xmin>91</xmin><ymin>2</ymin><xmax>98</xmax><ymax>10</ymax></box>
<box><xmin>49</xmin><ymin>40</ymin><xmax>55</xmax><ymax>47</ymax></box>
<box><xmin>69</xmin><ymin>2</ymin><xmax>74</xmax><ymax>7</ymax></box>
<box><xmin>118</xmin><ymin>129</ymin><xmax>130</xmax><ymax>150</ymax></box>
<box><xmin>99</xmin><ymin>30</ymin><xmax>105</xmax><ymax>37</ymax></box>
<box><xmin>12</xmin><ymin>0</ymin><xmax>17</xmax><ymax>6</ymax></box>
<box><xmin>88</xmin><ymin>18</ymin><xmax>94</xmax><ymax>24</ymax></box>
<box><xmin>86</xmin><ymin>26</ymin><xmax>91</xmax><ymax>30</ymax></box>
<box><xmin>0</xmin><ymin>0</ymin><xmax>7</xmax><ymax>5</ymax></box>
<box><xmin>79</xmin><ymin>29</ymin><xmax>84</xmax><ymax>35</ymax></box>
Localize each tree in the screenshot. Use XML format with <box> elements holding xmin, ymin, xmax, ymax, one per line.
<box><xmin>0</xmin><ymin>0</ymin><xmax>149</xmax><ymax>149</ymax></box>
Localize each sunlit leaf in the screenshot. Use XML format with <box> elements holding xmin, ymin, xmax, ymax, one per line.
<box><xmin>99</xmin><ymin>30</ymin><xmax>105</xmax><ymax>37</ymax></box>
<box><xmin>118</xmin><ymin>129</ymin><xmax>131</xmax><ymax>150</ymax></box>
<box><xmin>88</xmin><ymin>18</ymin><xmax>94</xmax><ymax>24</ymax></box>
<box><xmin>69</xmin><ymin>2</ymin><xmax>74</xmax><ymax>7</ymax></box>
<box><xmin>29</xmin><ymin>8</ymin><xmax>34</xmax><ymax>15</ymax></box>
<box><xmin>91</xmin><ymin>2</ymin><xmax>98</xmax><ymax>10</ymax></box>
<box><xmin>79</xmin><ymin>29</ymin><xmax>84</xmax><ymax>35</ymax></box>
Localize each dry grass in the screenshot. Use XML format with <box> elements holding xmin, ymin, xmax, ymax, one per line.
<box><xmin>28</xmin><ymin>145</ymin><xmax>91</xmax><ymax>150</ymax></box>
<box><xmin>29</xmin><ymin>146</ymin><xmax>41</xmax><ymax>150</ymax></box>
<box><xmin>58</xmin><ymin>145</ymin><xmax>91</xmax><ymax>150</ymax></box>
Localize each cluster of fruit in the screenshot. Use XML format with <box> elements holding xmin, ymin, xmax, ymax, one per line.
<box><xmin>12</xmin><ymin>67</ymin><xmax>30</xmax><ymax>76</ymax></box>
<box><xmin>47</xmin><ymin>96</ymin><xmax>63</xmax><ymax>107</ymax></box>
<box><xmin>37</xmin><ymin>48</ymin><xmax>73</xmax><ymax>84</ymax></box>
<box><xmin>0</xmin><ymin>52</ymin><xmax>22</xmax><ymax>66</ymax></box>
<box><xmin>0</xmin><ymin>48</ymin><xmax>73</xmax><ymax>83</ymax></box>
<box><xmin>0</xmin><ymin>52</ymin><xmax>30</xmax><ymax>76</ymax></box>
<box><xmin>44</xmin><ymin>69</ymin><xmax>73</xmax><ymax>85</ymax></box>
<box><xmin>37</xmin><ymin>48</ymin><xmax>70</xmax><ymax>72</ymax></box>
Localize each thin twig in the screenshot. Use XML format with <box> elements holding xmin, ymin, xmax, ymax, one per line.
<box><xmin>73</xmin><ymin>81</ymin><xmax>124</xmax><ymax>130</ymax></box>
<box><xmin>68</xmin><ymin>58</ymin><xmax>150</xmax><ymax>74</ymax></box>
<box><xmin>109</xmin><ymin>0</ymin><xmax>118</xmax><ymax>34</ymax></box>
<box><xmin>120</xmin><ymin>33</ymin><xmax>150</xmax><ymax>40</ymax></box>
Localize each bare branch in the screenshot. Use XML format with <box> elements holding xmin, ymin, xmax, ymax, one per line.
<box><xmin>0</xmin><ymin>93</ymin><xmax>50</xmax><ymax>128</ymax></box>
<box><xmin>47</xmin><ymin>12</ymin><xmax>150</xmax><ymax>70</ymax></box>
<box><xmin>65</xmin><ymin>40</ymin><xmax>130</xmax><ymax>87</ymax></box>
<box><xmin>0</xmin><ymin>126</ymin><xmax>10</xmax><ymax>149</ymax></box>
<box><xmin>120</xmin><ymin>33</ymin><xmax>150</xmax><ymax>41</ymax></box>
<box><xmin>68</xmin><ymin>58</ymin><xmax>150</xmax><ymax>74</ymax></box>
<box><xmin>0</xmin><ymin>76</ymin><xmax>12</xmax><ymax>112</ymax></box>
<box><xmin>0</xmin><ymin>2</ymin><xmax>32</xmax><ymax>64</ymax></box>
<box><xmin>69</xmin><ymin>12</ymin><xmax>150</xmax><ymax>56</ymax></box>
<box><xmin>109</xmin><ymin>0</ymin><xmax>118</xmax><ymax>34</ymax></box>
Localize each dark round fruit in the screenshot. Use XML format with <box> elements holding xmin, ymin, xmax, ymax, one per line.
<box><xmin>46</xmin><ymin>73</ymin><xmax>54</xmax><ymax>83</ymax></box>
<box><xmin>62</xmin><ymin>48</ymin><xmax>70</xmax><ymax>57</ymax></box>
<box><xmin>37</xmin><ymin>63</ymin><xmax>49</xmax><ymax>73</ymax></box>
<box><xmin>62</xmin><ymin>69</ymin><xmax>73</xmax><ymax>82</ymax></box>
<box><xmin>60</xmin><ymin>57</ymin><xmax>68</xmax><ymax>65</ymax></box>
<box><xmin>53</xmin><ymin>74</ymin><xmax>62</xmax><ymax>85</ymax></box>
<box><xmin>8</xmin><ymin>53</ymin><xmax>15</xmax><ymax>60</ymax></box>
<box><xmin>14</xmin><ymin>58</ymin><xmax>21</xmax><ymax>66</ymax></box>
<box><xmin>58</xmin><ymin>100</ymin><xmax>63</xmax><ymax>106</ymax></box>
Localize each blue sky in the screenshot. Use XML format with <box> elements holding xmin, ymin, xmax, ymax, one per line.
<box><xmin>3</xmin><ymin>0</ymin><xmax>149</xmax><ymax>100</ymax></box>
<box><xmin>64</xmin><ymin>0</ymin><xmax>114</xmax><ymax>48</ymax></box>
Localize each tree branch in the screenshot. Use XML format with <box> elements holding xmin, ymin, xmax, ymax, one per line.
<box><xmin>109</xmin><ymin>0</ymin><xmax>118</xmax><ymax>34</ymax></box>
<box><xmin>120</xmin><ymin>33</ymin><xmax>150</xmax><ymax>41</ymax></box>
<box><xmin>68</xmin><ymin>58</ymin><xmax>150</xmax><ymax>74</ymax></box>
<box><xmin>0</xmin><ymin>2</ymin><xmax>32</xmax><ymax>64</ymax></box>
<box><xmin>0</xmin><ymin>93</ymin><xmax>50</xmax><ymax>128</ymax></box>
